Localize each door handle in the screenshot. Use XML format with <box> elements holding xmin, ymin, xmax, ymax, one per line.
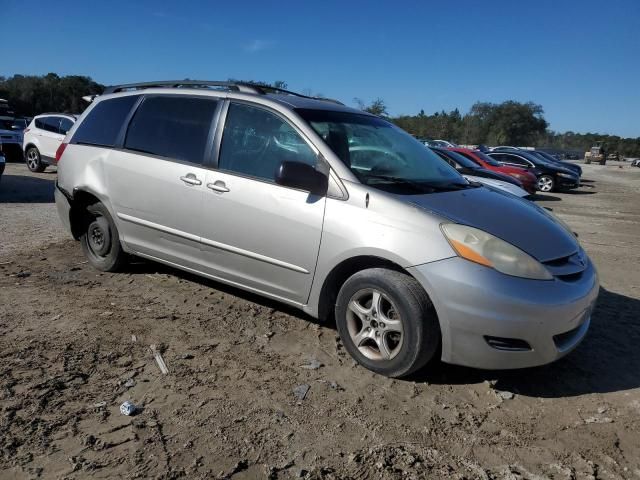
<box><xmin>180</xmin><ymin>174</ymin><xmax>202</xmax><ymax>186</ymax></box>
<box><xmin>207</xmin><ymin>180</ymin><xmax>230</xmax><ymax>193</ymax></box>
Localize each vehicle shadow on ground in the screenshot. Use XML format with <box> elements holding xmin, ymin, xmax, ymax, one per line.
<box><xmin>533</xmin><ymin>194</ymin><xmax>562</xmax><ymax>202</ymax></box>
<box><xmin>563</xmin><ymin>190</ymin><xmax>597</xmax><ymax>195</ymax></box>
<box><xmin>124</xmin><ymin>259</ymin><xmax>316</xmax><ymax>321</ymax></box>
<box><xmin>417</xmin><ymin>287</ymin><xmax>640</xmax><ymax>398</ymax></box>
<box><xmin>125</xmin><ymin>260</ymin><xmax>639</xmax><ymax>398</ymax></box>
<box><xmin>0</xmin><ymin>174</ymin><xmax>55</xmax><ymax>203</ymax></box>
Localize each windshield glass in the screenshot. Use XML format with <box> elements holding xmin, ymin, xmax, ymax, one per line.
<box><xmin>472</xmin><ymin>150</ymin><xmax>502</xmax><ymax>167</ymax></box>
<box><xmin>436</xmin><ymin>149</ymin><xmax>479</xmax><ymax>169</ymax></box>
<box><xmin>296</xmin><ymin>109</ymin><xmax>466</xmax><ymax>192</ymax></box>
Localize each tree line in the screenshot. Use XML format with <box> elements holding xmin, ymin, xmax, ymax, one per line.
<box><xmin>2</xmin><ymin>73</ymin><xmax>639</xmax><ymax>157</ymax></box>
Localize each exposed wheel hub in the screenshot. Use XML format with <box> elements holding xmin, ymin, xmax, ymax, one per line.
<box><xmin>87</xmin><ymin>217</ymin><xmax>111</xmax><ymax>257</ymax></box>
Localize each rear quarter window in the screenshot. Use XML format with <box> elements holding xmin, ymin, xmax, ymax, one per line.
<box><xmin>72</xmin><ymin>95</ymin><xmax>140</xmax><ymax>147</ymax></box>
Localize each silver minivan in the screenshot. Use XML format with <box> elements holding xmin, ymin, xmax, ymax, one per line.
<box><xmin>54</xmin><ymin>81</ymin><xmax>599</xmax><ymax>377</ymax></box>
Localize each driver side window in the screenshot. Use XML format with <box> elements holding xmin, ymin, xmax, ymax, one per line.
<box><xmin>218</xmin><ymin>103</ymin><xmax>317</xmax><ymax>182</ymax></box>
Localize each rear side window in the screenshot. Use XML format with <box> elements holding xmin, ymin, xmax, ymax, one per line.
<box><xmin>35</xmin><ymin>118</ymin><xmax>46</xmax><ymax>130</ymax></box>
<box><xmin>60</xmin><ymin>118</ymin><xmax>74</xmax><ymax>134</ymax></box>
<box><xmin>124</xmin><ymin>96</ymin><xmax>218</xmax><ymax>165</ymax></box>
<box><xmin>46</xmin><ymin>117</ymin><xmax>61</xmax><ymax>133</ymax></box>
<box><xmin>72</xmin><ymin>95</ymin><xmax>140</xmax><ymax>147</ymax></box>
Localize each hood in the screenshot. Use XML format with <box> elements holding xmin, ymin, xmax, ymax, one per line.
<box><xmin>406</xmin><ymin>186</ymin><xmax>578</xmax><ymax>262</ymax></box>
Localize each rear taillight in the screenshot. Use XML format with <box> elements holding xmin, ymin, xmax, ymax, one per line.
<box><xmin>24</xmin><ymin>128</ymin><xmax>30</xmax><ymax>133</ymax></box>
<box><xmin>55</xmin><ymin>143</ymin><xmax>68</xmax><ymax>164</ymax></box>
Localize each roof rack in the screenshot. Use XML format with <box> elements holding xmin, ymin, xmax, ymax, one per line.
<box><xmin>102</xmin><ymin>80</ymin><xmax>344</xmax><ymax>105</ymax></box>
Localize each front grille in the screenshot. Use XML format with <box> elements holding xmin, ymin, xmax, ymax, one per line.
<box><xmin>484</xmin><ymin>336</ymin><xmax>531</xmax><ymax>351</ymax></box>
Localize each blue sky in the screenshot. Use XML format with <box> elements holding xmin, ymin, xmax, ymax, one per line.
<box><xmin>2</xmin><ymin>0</ymin><xmax>639</xmax><ymax>137</ymax></box>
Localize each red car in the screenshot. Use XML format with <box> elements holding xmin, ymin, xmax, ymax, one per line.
<box><xmin>446</xmin><ymin>147</ymin><xmax>538</xmax><ymax>194</ymax></box>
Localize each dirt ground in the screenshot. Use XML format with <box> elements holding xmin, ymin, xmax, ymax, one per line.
<box><xmin>1</xmin><ymin>161</ymin><xmax>639</xmax><ymax>479</ymax></box>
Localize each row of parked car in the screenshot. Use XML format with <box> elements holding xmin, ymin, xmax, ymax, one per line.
<box><xmin>421</xmin><ymin>141</ymin><xmax>583</xmax><ymax>194</ymax></box>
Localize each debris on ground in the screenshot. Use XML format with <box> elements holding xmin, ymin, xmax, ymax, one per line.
<box><xmin>300</xmin><ymin>358</ymin><xmax>323</xmax><ymax>370</ymax></box>
<box><xmin>119</xmin><ymin>401</ymin><xmax>138</xmax><ymax>416</ymax></box>
<box><xmin>497</xmin><ymin>391</ymin><xmax>515</xmax><ymax>400</ymax></box>
<box><xmin>150</xmin><ymin>344</ymin><xmax>169</xmax><ymax>374</ymax></box>
<box><xmin>293</xmin><ymin>384</ymin><xmax>310</xmax><ymax>402</ymax></box>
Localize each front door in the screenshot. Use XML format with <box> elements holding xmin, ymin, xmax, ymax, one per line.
<box><xmin>199</xmin><ymin>102</ymin><xmax>326</xmax><ymax>304</ymax></box>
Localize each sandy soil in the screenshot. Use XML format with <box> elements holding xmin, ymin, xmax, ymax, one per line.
<box><xmin>1</xmin><ymin>161</ymin><xmax>639</xmax><ymax>479</ymax></box>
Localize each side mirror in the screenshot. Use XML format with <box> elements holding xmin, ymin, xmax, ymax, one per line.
<box><xmin>275</xmin><ymin>161</ymin><xmax>328</xmax><ymax>195</ymax></box>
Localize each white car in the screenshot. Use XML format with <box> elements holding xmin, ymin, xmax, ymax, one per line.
<box><xmin>463</xmin><ymin>174</ymin><xmax>530</xmax><ymax>198</ymax></box>
<box><xmin>23</xmin><ymin>114</ymin><xmax>76</xmax><ymax>172</ymax></box>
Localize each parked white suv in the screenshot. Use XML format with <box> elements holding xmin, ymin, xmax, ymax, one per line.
<box><xmin>23</xmin><ymin>114</ymin><xmax>76</xmax><ymax>172</ymax></box>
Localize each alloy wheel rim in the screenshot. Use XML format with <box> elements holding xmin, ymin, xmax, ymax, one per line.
<box><xmin>346</xmin><ymin>288</ymin><xmax>403</xmax><ymax>361</ymax></box>
<box><xmin>27</xmin><ymin>150</ymin><xmax>38</xmax><ymax>169</ymax></box>
<box><xmin>538</xmin><ymin>176</ymin><xmax>553</xmax><ymax>192</ymax></box>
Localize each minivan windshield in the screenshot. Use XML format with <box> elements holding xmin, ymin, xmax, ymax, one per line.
<box><xmin>297</xmin><ymin>109</ymin><xmax>469</xmax><ymax>193</ymax></box>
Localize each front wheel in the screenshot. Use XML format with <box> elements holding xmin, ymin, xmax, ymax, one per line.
<box><xmin>25</xmin><ymin>147</ymin><xmax>46</xmax><ymax>172</ymax></box>
<box><xmin>537</xmin><ymin>175</ymin><xmax>555</xmax><ymax>192</ymax></box>
<box><xmin>335</xmin><ymin>268</ymin><xmax>440</xmax><ymax>378</ymax></box>
<box><xmin>80</xmin><ymin>203</ymin><xmax>127</xmax><ymax>272</ymax></box>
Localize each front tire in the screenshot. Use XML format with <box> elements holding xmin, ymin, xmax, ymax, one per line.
<box><xmin>537</xmin><ymin>175</ymin><xmax>555</xmax><ymax>192</ymax></box>
<box><xmin>25</xmin><ymin>147</ymin><xmax>46</xmax><ymax>172</ymax></box>
<box><xmin>335</xmin><ymin>268</ymin><xmax>440</xmax><ymax>378</ymax></box>
<box><xmin>80</xmin><ymin>203</ymin><xmax>127</xmax><ymax>272</ymax></box>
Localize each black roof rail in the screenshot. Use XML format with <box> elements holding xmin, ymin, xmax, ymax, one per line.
<box><xmin>36</xmin><ymin>112</ymin><xmax>76</xmax><ymax>117</ymax></box>
<box><xmin>102</xmin><ymin>80</ymin><xmax>344</xmax><ymax>105</ymax></box>
<box><xmin>102</xmin><ymin>80</ymin><xmax>261</xmax><ymax>95</ymax></box>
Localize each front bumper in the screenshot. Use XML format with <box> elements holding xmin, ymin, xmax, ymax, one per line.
<box><xmin>557</xmin><ymin>176</ymin><xmax>580</xmax><ymax>189</ymax></box>
<box><xmin>408</xmin><ymin>256</ymin><xmax>599</xmax><ymax>369</ymax></box>
<box><xmin>0</xmin><ymin>142</ymin><xmax>23</xmax><ymax>161</ymax></box>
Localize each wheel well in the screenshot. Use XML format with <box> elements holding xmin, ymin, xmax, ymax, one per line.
<box><xmin>317</xmin><ymin>256</ymin><xmax>406</xmax><ymax>322</ymax></box>
<box><xmin>69</xmin><ymin>190</ymin><xmax>101</xmax><ymax>240</ymax></box>
<box><xmin>24</xmin><ymin>143</ymin><xmax>37</xmax><ymax>153</ymax></box>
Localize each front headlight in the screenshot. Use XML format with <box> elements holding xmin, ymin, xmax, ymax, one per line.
<box><xmin>557</xmin><ymin>172</ymin><xmax>575</xmax><ymax>179</ymax></box>
<box><xmin>441</xmin><ymin>223</ymin><xmax>553</xmax><ymax>280</ymax></box>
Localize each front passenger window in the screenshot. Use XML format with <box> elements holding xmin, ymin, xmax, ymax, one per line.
<box><xmin>218</xmin><ymin>103</ymin><xmax>317</xmax><ymax>181</ymax></box>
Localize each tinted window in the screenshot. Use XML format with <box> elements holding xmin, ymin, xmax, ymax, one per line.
<box><xmin>471</xmin><ymin>150</ymin><xmax>502</xmax><ymax>166</ymax></box>
<box><xmin>35</xmin><ymin>118</ymin><xmax>45</xmax><ymax>130</ymax></box>
<box><xmin>60</xmin><ymin>118</ymin><xmax>74</xmax><ymax>134</ymax></box>
<box><xmin>44</xmin><ymin>117</ymin><xmax>61</xmax><ymax>133</ymax></box>
<box><xmin>437</xmin><ymin>149</ymin><xmax>478</xmax><ymax>169</ymax></box>
<box><xmin>73</xmin><ymin>95</ymin><xmax>140</xmax><ymax>147</ymax></box>
<box><xmin>219</xmin><ymin>103</ymin><xmax>317</xmax><ymax>181</ymax></box>
<box><xmin>500</xmin><ymin>154</ymin><xmax>530</xmax><ymax>167</ymax></box>
<box><xmin>125</xmin><ymin>96</ymin><xmax>218</xmax><ymax>164</ymax></box>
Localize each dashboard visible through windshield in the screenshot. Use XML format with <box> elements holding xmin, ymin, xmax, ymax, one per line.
<box><xmin>296</xmin><ymin>108</ymin><xmax>473</xmax><ymax>194</ymax></box>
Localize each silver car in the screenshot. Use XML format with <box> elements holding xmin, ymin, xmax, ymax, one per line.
<box><xmin>54</xmin><ymin>81</ymin><xmax>599</xmax><ymax>377</ymax></box>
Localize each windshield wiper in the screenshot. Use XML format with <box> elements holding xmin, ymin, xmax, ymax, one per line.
<box><xmin>362</xmin><ymin>174</ymin><xmax>438</xmax><ymax>192</ymax></box>
<box><xmin>363</xmin><ymin>174</ymin><xmax>475</xmax><ymax>192</ymax></box>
